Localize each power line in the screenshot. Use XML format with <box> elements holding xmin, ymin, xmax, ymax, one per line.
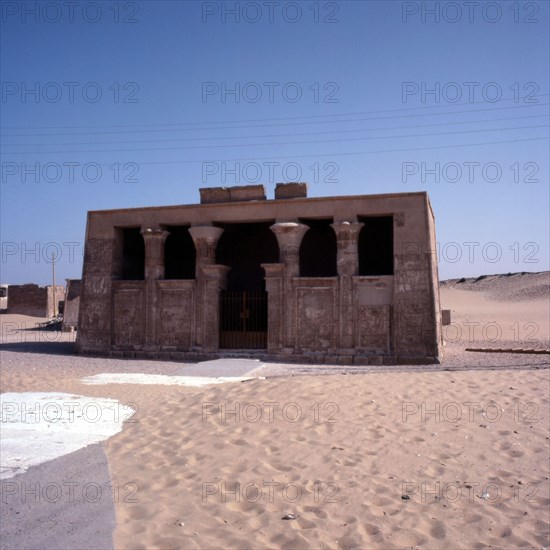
<box><xmin>2</xmin><ymin>125</ymin><xmax>546</xmax><ymax>155</ymax></box>
<box><xmin>126</xmin><ymin>136</ymin><xmax>550</xmax><ymax>164</ymax></box>
<box><xmin>2</xmin><ymin>93</ymin><xmax>548</xmax><ymax>130</ymax></box>
<box><xmin>3</xmin><ymin>114</ymin><xmax>546</xmax><ymax>147</ymax></box>
<box><xmin>3</xmin><ymin>136</ymin><xmax>546</xmax><ymax>167</ymax></box>
<box><xmin>2</xmin><ymin>103</ymin><xmax>548</xmax><ymax>138</ymax></box>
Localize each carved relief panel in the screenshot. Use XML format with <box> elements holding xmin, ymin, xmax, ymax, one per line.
<box><xmin>113</xmin><ymin>282</ymin><xmax>144</xmax><ymax>348</ymax></box>
<box><xmin>157</xmin><ymin>283</ymin><xmax>194</xmax><ymax>348</ymax></box>
<box><xmin>296</xmin><ymin>281</ymin><xmax>337</xmax><ymax>349</ymax></box>
<box><xmin>357</xmin><ymin>305</ymin><xmax>391</xmax><ymax>351</ymax></box>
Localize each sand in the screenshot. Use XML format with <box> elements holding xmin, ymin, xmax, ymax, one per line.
<box><xmin>1</xmin><ymin>272</ymin><xmax>549</xmax><ymax>549</ymax></box>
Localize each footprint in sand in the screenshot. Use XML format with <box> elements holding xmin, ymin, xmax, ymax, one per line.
<box><xmin>507</xmin><ymin>448</ymin><xmax>525</xmax><ymax>458</ymax></box>
<box><xmin>463</xmin><ymin>513</ymin><xmax>484</xmax><ymax>524</ymax></box>
<box><xmin>430</xmin><ymin>520</ymin><xmax>447</xmax><ymax>539</ymax></box>
<box><xmin>231</xmin><ymin>438</ymin><xmax>249</xmax><ymax>446</ymax></box>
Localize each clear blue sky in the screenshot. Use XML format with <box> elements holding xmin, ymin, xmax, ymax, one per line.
<box><xmin>1</xmin><ymin>0</ymin><xmax>548</xmax><ymax>284</ymax></box>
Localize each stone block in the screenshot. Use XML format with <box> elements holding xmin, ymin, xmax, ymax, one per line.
<box><xmin>199</xmin><ymin>187</ymin><xmax>231</xmax><ymax>204</ymax></box>
<box><xmin>229</xmin><ymin>185</ymin><xmax>266</xmax><ymax>202</ymax></box>
<box><xmin>275</xmin><ymin>182</ymin><xmax>308</xmax><ymax>199</ymax></box>
<box><xmin>200</xmin><ymin>185</ymin><xmax>267</xmax><ymax>204</ymax></box>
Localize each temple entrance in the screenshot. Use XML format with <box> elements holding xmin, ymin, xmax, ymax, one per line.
<box><xmin>216</xmin><ymin>222</ymin><xmax>278</xmax><ymax>349</ymax></box>
<box><xmin>219</xmin><ymin>290</ymin><xmax>268</xmax><ymax>349</ymax></box>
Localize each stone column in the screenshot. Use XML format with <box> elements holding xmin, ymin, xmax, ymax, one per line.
<box><xmin>188</xmin><ymin>226</ymin><xmax>225</xmax><ymax>349</ymax></box>
<box><xmin>261</xmin><ymin>263</ymin><xmax>285</xmax><ymax>353</ymax></box>
<box><xmin>270</xmin><ymin>222</ymin><xmax>309</xmax><ymax>350</ymax></box>
<box><xmin>141</xmin><ymin>227</ymin><xmax>170</xmax><ymax>349</ymax></box>
<box><xmin>331</xmin><ymin>221</ymin><xmax>364</xmax><ymax>350</ymax></box>
<box><xmin>201</xmin><ymin>265</ymin><xmax>230</xmax><ymax>351</ymax></box>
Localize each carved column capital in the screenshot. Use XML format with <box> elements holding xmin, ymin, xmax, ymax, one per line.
<box><xmin>331</xmin><ymin>221</ymin><xmax>364</xmax><ymax>277</ymax></box>
<box><xmin>330</xmin><ymin>221</ymin><xmax>364</xmax><ymax>241</ymax></box>
<box><xmin>188</xmin><ymin>226</ymin><xmax>224</xmax><ymax>267</ymax></box>
<box><xmin>140</xmin><ymin>228</ymin><xmax>170</xmax><ymax>277</ymax></box>
<box><xmin>261</xmin><ymin>263</ymin><xmax>285</xmax><ymax>278</ymax></box>
<box><xmin>270</xmin><ymin>222</ymin><xmax>309</xmax><ymax>277</ymax></box>
<box><xmin>201</xmin><ymin>264</ymin><xmax>231</xmax><ymax>281</ymax></box>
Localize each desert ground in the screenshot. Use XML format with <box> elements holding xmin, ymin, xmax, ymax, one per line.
<box><xmin>1</xmin><ymin>272</ymin><xmax>549</xmax><ymax>549</ymax></box>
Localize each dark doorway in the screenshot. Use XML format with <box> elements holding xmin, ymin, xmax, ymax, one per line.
<box><xmin>164</xmin><ymin>226</ymin><xmax>196</xmax><ymax>279</ymax></box>
<box><xmin>216</xmin><ymin>222</ymin><xmax>277</xmax><ymax>349</ymax></box>
<box><xmin>219</xmin><ymin>290</ymin><xmax>267</xmax><ymax>349</ymax></box>
<box><xmin>216</xmin><ymin>222</ymin><xmax>278</xmax><ymax>291</ymax></box>
<box><xmin>358</xmin><ymin>216</ymin><xmax>394</xmax><ymax>275</ymax></box>
<box><xmin>121</xmin><ymin>228</ymin><xmax>145</xmax><ymax>280</ymax></box>
<box><xmin>299</xmin><ymin>219</ymin><xmax>337</xmax><ymax>277</ymax></box>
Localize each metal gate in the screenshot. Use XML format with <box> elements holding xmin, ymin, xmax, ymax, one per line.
<box><xmin>219</xmin><ymin>290</ymin><xmax>267</xmax><ymax>349</ymax></box>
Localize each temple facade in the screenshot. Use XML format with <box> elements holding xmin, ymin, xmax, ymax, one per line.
<box><xmin>76</xmin><ymin>184</ymin><xmax>442</xmax><ymax>364</ymax></box>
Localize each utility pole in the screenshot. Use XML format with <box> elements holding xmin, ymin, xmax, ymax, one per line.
<box><xmin>51</xmin><ymin>252</ymin><xmax>57</xmax><ymax>317</ymax></box>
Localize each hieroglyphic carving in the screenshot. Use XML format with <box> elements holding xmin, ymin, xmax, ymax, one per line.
<box><xmin>262</xmin><ymin>263</ymin><xmax>284</xmax><ymax>351</ymax></box>
<box><xmin>158</xmin><ymin>287</ymin><xmax>194</xmax><ymax>348</ymax></box>
<box><xmin>357</xmin><ymin>306</ymin><xmax>390</xmax><ymax>350</ymax></box>
<box><xmin>113</xmin><ymin>284</ymin><xmax>144</xmax><ymax>347</ymax></box>
<box><xmin>83</xmin><ymin>238</ymin><xmax>113</xmax><ymax>271</ymax></box>
<box><xmin>79</xmin><ymin>302</ymin><xmax>109</xmax><ymax>346</ymax></box>
<box><xmin>296</xmin><ymin>286</ymin><xmax>336</xmax><ymax>349</ymax></box>
<box><xmin>77</xmin><ymin>238</ymin><xmax>114</xmax><ymax>349</ymax></box>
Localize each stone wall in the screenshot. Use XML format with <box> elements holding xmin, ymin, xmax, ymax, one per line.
<box><xmin>62</xmin><ymin>279</ymin><xmax>81</xmax><ymax>330</ymax></box>
<box><xmin>76</xmin><ymin>236</ymin><xmax>116</xmax><ymax>352</ymax></box>
<box><xmin>8</xmin><ymin>284</ymin><xmax>64</xmax><ymax>317</ymax></box>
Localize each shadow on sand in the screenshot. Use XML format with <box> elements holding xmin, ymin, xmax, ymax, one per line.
<box><xmin>0</xmin><ymin>339</ymin><xmax>76</xmax><ymax>356</ymax></box>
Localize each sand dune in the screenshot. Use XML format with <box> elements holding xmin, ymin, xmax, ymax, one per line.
<box><xmin>100</xmin><ymin>369</ymin><xmax>549</xmax><ymax>550</ymax></box>
<box><xmin>441</xmin><ymin>271</ymin><xmax>550</xmax><ymax>302</ymax></box>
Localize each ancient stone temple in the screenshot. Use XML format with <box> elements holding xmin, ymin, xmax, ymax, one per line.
<box><xmin>76</xmin><ymin>184</ymin><xmax>442</xmax><ymax>364</ymax></box>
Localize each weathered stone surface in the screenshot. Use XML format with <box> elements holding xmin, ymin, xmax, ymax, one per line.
<box><xmin>113</xmin><ymin>282</ymin><xmax>144</xmax><ymax>348</ymax></box>
<box><xmin>229</xmin><ymin>185</ymin><xmax>266</xmax><ymax>202</ymax></box>
<box><xmin>200</xmin><ymin>185</ymin><xmax>266</xmax><ymax>204</ymax></box>
<box><xmin>357</xmin><ymin>305</ymin><xmax>391</xmax><ymax>350</ymax></box>
<box><xmin>76</xmin><ymin>238</ymin><xmax>114</xmax><ymax>351</ymax></box>
<box><xmin>200</xmin><ymin>187</ymin><xmax>231</xmax><ymax>204</ymax></box>
<box><xmin>275</xmin><ymin>182</ymin><xmax>308</xmax><ymax>200</ymax></box>
<box><xmin>296</xmin><ymin>280</ymin><xmax>337</xmax><ymax>350</ymax></box>
<box><xmin>157</xmin><ymin>281</ymin><xmax>195</xmax><ymax>348</ymax></box>
<box><xmin>62</xmin><ymin>279</ymin><xmax>81</xmax><ymax>330</ymax></box>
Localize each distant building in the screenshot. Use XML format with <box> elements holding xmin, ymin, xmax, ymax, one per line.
<box><xmin>0</xmin><ymin>285</ymin><xmax>8</xmax><ymax>311</ymax></box>
<box><xmin>77</xmin><ymin>184</ymin><xmax>442</xmax><ymax>364</ymax></box>
<box><xmin>62</xmin><ymin>279</ymin><xmax>81</xmax><ymax>331</ymax></box>
<box><xmin>7</xmin><ymin>284</ymin><xmax>65</xmax><ymax>317</ymax></box>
